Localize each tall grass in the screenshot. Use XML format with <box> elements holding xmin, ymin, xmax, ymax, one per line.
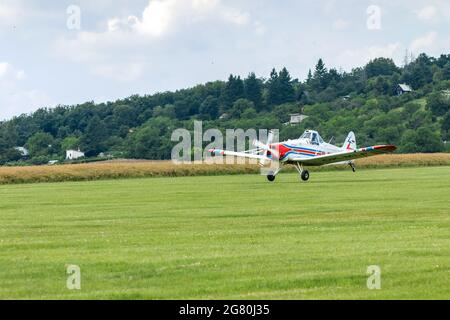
<box><xmin>354</xmin><ymin>153</ymin><xmax>450</xmax><ymax>167</ymax></box>
<box><xmin>0</xmin><ymin>161</ymin><xmax>259</xmax><ymax>184</ymax></box>
<box><xmin>0</xmin><ymin>153</ymin><xmax>449</xmax><ymax>185</ymax></box>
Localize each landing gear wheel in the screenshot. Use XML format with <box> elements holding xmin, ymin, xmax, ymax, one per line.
<box><xmin>267</xmin><ymin>174</ymin><xmax>276</xmax><ymax>182</ymax></box>
<box><xmin>301</xmin><ymin>170</ymin><xmax>310</xmax><ymax>181</ymax></box>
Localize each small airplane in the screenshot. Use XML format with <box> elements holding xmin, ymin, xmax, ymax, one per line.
<box><xmin>209</xmin><ymin>129</ymin><xmax>396</xmax><ymax>182</ymax></box>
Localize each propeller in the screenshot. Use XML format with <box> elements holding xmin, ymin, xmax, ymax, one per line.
<box><xmin>253</xmin><ymin>130</ymin><xmax>279</xmax><ymax>166</ymax></box>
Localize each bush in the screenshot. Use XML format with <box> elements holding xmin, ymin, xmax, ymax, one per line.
<box><xmin>399</xmin><ymin>127</ymin><xmax>444</xmax><ymax>153</ymax></box>
<box><xmin>30</xmin><ymin>155</ymin><xmax>52</xmax><ymax>165</ymax></box>
<box><xmin>427</xmin><ymin>91</ymin><xmax>450</xmax><ymax>117</ymax></box>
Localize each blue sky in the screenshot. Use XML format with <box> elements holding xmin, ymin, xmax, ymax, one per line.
<box><xmin>0</xmin><ymin>0</ymin><xmax>449</xmax><ymax>119</ymax></box>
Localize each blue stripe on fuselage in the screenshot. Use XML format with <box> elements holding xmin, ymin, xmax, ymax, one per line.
<box><xmin>280</xmin><ymin>151</ymin><xmax>316</xmax><ymax>160</ymax></box>
<box><xmin>282</xmin><ymin>144</ymin><xmax>321</xmax><ymax>153</ymax></box>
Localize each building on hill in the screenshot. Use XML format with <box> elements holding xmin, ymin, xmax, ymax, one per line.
<box><xmin>66</xmin><ymin>149</ymin><xmax>85</xmax><ymax>160</ymax></box>
<box><xmin>14</xmin><ymin>147</ymin><xmax>29</xmax><ymax>157</ymax></box>
<box><xmin>396</xmin><ymin>83</ymin><xmax>413</xmax><ymax>96</ymax></box>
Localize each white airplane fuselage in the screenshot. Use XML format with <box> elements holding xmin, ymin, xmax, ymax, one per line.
<box><xmin>268</xmin><ymin>130</ymin><xmax>353</xmax><ymax>165</ymax></box>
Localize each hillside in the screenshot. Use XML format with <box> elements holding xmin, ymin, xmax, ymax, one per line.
<box><xmin>1</xmin><ymin>53</ymin><xmax>450</xmax><ymax>165</ymax></box>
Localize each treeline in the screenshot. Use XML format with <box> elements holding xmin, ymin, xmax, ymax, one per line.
<box><xmin>1</xmin><ymin>53</ymin><xmax>450</xmax><ymax>164</ymax></box>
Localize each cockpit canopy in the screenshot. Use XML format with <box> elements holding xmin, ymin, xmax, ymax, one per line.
<box><xmin>300</xmin><ymin>130</ymin><xmax>324</xmax><ymax>145</ymax></box>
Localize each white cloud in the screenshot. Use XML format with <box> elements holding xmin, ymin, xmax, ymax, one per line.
<box><xmin>415</xmin><ymin>6</ymin><xmax>437</xmax><ymax>21</ymax></box>
<box><xmin>367</xmin><ymin>43</ymin><xmax>403</xmax><ymax>60</ymax></box>
<box><xmin>54</xmin><ymin>0</ymin><xmax>259</xmax><ymax>82</ymax></box>
<box><xmin>409</xmin><ymin>31</ymin><xmax>437</xmax><ymax>54</ymax></box>
<box><xmin>132</xmin><ymin>0</ymin><xmax>177</xmax><ymax>37</ymax></box>
<box><xmin>335</xmin><ymin>43</ymin><xmax>404</xmax><ymax>70</ymax></box>
<box><xmin>92</xmin><ymin>62</ymin><xmax>146</xmax><ymax>82</ymax></box>
<box><xmin>253</xmin><ymin>21</ymin><xmax>266</xmax><ymax>35</ymax></box>
<box><xmin>54</xmin><ymin>31</ymin><xmax>149</xmax><ymax>82</ymax></box>
<box><xmin>408</xmin><ymin>31</ymin><xmax>450</xmax><ymax>57</ymax></box>
<box><xmin>0</xmin><ymin>1</ymin><xmax>55</xmax><ymax>28</ymax></box>
<box><xmin>0</xmin><ymin>62</ymin><xmax>51</xmax><ymax>120</ymax></box>
<box><xmin>107</xmin><ymin>0</ymin><xmax>252</xmax><ymax>37</ymax></box>
<box><xmin>221</xmin><ymin>8</ymin><xmax>250</xmax><ymax>26</ymax></box>
<box><xmin>334</xmin><ymin>32</ymin><xmax>448</xmax><ymax>71</ymax></box>
<box><xmin>414</xmin><ymin>2</ymin><xmax>450</xmax><ymax>24</ymax></box>
<box><xmin>323</xmin><ymin>0</ymin><xmax>336</xmax><ymax>15</ymax></box>
<box><xmin>332</xmin><ymin>19</ymin><xmax>350</xmax><ymax>30</ymax></box>
<box><xmin>0</xmin><ymin>62</ymin><xmax>26</xmax><ymax>80</ymax></box>
<box><xmin>0</xmin><ymin>2</ymin><xmax>21</xmax><ymax>26</ymax></box>
<box><xmin>439</xmin><ymin>2</ymin><xmax>450</xmax><ymax>23</ymax></box>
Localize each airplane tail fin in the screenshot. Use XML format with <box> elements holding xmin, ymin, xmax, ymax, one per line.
<box><xmin>342</xmin><ymin>132</ymin><xmax>356</xmax><ymax>150</ymax></box>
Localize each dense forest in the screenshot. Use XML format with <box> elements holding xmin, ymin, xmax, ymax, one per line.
<box><xmin>1</xmin><ymin>53</ymin><xmax>450</xmax><ymax>165</ymax></box>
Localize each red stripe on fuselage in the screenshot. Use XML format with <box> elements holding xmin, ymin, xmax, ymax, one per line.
<box><xmin>272</xmin><ymin>144</ymin><xmax>319</xmax><ymax>159</ymax></box>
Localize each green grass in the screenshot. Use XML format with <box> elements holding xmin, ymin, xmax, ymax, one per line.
<box><xmin>0</xmin><ymin>166</ymin><xmax>449</xmax><ymax>299</ymax></box>
<box><xmin>412</xmin><ymin>97</ymin><xmax>427</xmax><ymax>109</ymax></box>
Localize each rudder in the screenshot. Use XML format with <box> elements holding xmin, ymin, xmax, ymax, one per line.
<box><xmin>342</xmin><ymin>132</ymin><xmax>356</xmax><ymax>150</ymax></box>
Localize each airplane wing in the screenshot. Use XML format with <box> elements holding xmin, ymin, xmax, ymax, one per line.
<box><xmin>289</xmin><ymin>145</ymin><xmax>396</xmax><ymax>166</ymax></box>
<box><xmin>209</xmin><ymin>148</ymin><xmax>270</xmax><ymax>161</ymax></box>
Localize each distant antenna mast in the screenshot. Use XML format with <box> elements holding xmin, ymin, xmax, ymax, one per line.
<box><xmin>403</xmin><ymin>49</ymin><xmax>409</xmax><ymax>67</ymax></box>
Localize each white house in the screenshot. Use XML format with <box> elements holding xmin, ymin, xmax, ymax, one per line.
<box><xmin>66</xmin><ymin>149</ymin><xmax>85</xmax><ymax>160</ymax></box>
<box><xmin>14</xmin><ymin>147</ymin><xmax>29</xmax><ymax>157</ymax></box>
<box><xmin>219</xmin><ymin>113</ymin><xmax>229</xmax><ymax>120</ymax></box>
<box><xmin>396</xmin><ymin>83</ymin><xmax>413</xmax><ymax>95</ymax></box>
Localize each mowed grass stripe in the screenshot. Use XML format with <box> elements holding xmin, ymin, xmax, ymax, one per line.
<box><xmin>0</xmin><ymin>167</ymin><xmax>449</xmax><ymax>299</ymax></box>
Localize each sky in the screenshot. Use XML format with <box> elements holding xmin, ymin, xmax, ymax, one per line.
<box><xmin>0</xmin><ymin>0</ymin><xmax>449</xmax><ymax>120</ymax></box>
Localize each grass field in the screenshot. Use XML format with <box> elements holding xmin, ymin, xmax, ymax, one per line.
<box><xmin>0</xmin><ymin>166</ymin><xmax>449</xmax><ymax>299</ymax></box>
